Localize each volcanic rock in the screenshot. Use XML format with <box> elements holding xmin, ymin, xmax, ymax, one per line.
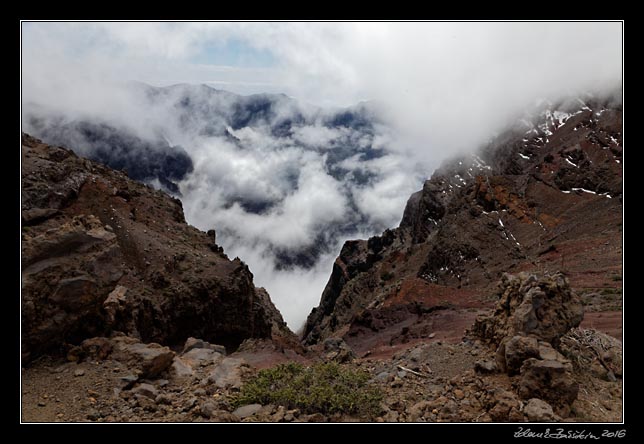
<box><xmin>21</xmin><ymin>133</ymin><xmax>292</xmax><ymax>361</ymax></box>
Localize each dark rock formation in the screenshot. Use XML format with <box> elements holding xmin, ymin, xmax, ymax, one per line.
<box><xmin>471</xmin><ymin>272</ymin><xmax>584</xmax><ymax>350</ymax></box>
<box><xmin>21</xmin><ymin>133</ymin><xmax>292</xmax><ymax>362</ymax></box>
<box><xmin>469</xmin><ymin>272</ymin><xmax>582</xmax><ymax>417</ymax></box>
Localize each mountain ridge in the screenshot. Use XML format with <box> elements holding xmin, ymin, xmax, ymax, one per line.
<box><xmin>303</xmin><ymin>93</ymin><xmax>622</xmax><ymax>347</ymax></box>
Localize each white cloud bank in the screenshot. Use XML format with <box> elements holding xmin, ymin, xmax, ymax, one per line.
<box><xmin>21</xmin><ymin>21</ymin><xmax>622</xmax><ymax>330</ymax></box>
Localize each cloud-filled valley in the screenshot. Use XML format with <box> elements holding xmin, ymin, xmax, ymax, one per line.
<box><xmin>21</xmin><ymin>22</ymin><xmax>622</xmax><ymax>330</ymax></box>
<box><xmin>23</xmin><ymin>83</ymin><xmax>425</xmax><ymax>330</ymax></box>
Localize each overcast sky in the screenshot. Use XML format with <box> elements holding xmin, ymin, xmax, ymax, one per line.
<box><xmin>23</xmin><ymin>22</ymin><xmax>622</xmax><ymax>151</ymax></box>
<box><xmin>21</xmin><ymin>22</ymin><xmax>623</xmax><ymax>329</ymax></box>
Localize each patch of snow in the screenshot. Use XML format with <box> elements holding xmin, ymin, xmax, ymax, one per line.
<box><xmin>508</xmin><ymin>231</ymin><xmax>520</xmax><ymax>247</ymax></box>
<box><xmin>553</xmin><ymin>110</ymin><xmax>571</xmax><ymax>125</ymax></box>
<box><xmin>565</xmin><ymin>158</ymin><xmax>578</xmax><ymax>168</ymax></box>
<box><xmin>616</xmin><ymin>159</ymin><xmax>621</xmax><ymax>164</ymax></box>
<box><xmin>561</xmin><ymin>190</ymin><xmax>571</xmax><ymax>194</ymax></box>
<box><xmin>518</xmin><ymin>153</ymin><xmax>530</xmax><ymax>160</ymax></box>
<box><xmin>533</xmin><ymin>220</ymin><xmax>546</xmax><ymax>231</ymax></box>
<box><xmin>571</xmin><ymin>187</ymin><xmax>597</xmax><ymax>195</ymax></box>
<box><xmin>498</xmin><ymin>219</ymin><xmax>504</xmax><ymax>227</ymax></box>
<box><xmin>576</xmin><ymin>99</ymin><xmax>592</xmax><ymax>112</ymax></box>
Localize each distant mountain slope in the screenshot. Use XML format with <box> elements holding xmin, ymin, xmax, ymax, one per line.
<box><xmin>303</xmin><ymin>94</ymin><xmax>622</xmax><ymax>346</ymax></box>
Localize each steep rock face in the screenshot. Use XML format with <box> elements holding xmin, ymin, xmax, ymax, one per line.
<box><xmin>21</xmin><ymin>133</ymin><xmax>290</xmax><ymax>361</ymax></box>
<box><xmin>303</xmin><ymin>95</ymin><xmax>622</xmax><ymax>345</ymax></box>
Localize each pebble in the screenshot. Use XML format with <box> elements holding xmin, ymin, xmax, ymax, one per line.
<box><xmin>38</xmin><ymin>401</ymin><xmax>46</xmax><ymax>407</ymax></box>
<box><xmin>74</xmin><ymin>369</ymin><xmax>85</xmax><ymax>377</ymax></box>
<box><xmin>375</xmin><ymin>371</ymin><xmax>391</xmax><ymax>382</ymax></box>
<box><xmin>232</xmin><ymin>403</ymin><xmax>263</xmax><ymax>419</ymax></box>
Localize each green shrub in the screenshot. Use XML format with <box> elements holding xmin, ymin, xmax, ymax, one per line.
<box><xmin>230</xmin><ymin>362</ymin><xmax>382</xmax><ymax>416</ymax></box>
<box><xmin>611</xmin><ymin>275</ymin><xmax>622</xmax><ymax>282</ymax></box>
<box><xmin>380</xmin><ymin>270</ymin><xmax>395</xmax><ymax>281</ymax></box>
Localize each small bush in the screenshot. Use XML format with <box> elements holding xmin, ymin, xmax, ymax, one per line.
<box><xmin>380</xmin><ymin>271</ymin><xmax>395</xmax><ymax>281</ymax></box>
<box><xmin>611</xmin><ymin>275</ymin><xmax>622</xmax><ymax>282</ymax></box>
<box><xmin>230</xmin><ymin>362</ymin><xmax>383</xmax><ymax>417</ymax></box>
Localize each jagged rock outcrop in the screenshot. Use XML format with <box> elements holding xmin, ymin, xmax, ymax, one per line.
<box><xmin>21</xmin><ymin>133</ymin><xmax>292</xmax><ymax>361</ymax></box>
<box><xmin>470</xmin><ymin>272</ymin><xmax>583</xmax><ymax>417</ymax></box>
<box><xmin>471</xmin><ymin>272</ymin><xmax>584</xmax><ymax>351</ymax></box>
<box><xmin>303</xmin><ymin>95</ymin><xmax>622</xmax><ymax>348</ymax></box>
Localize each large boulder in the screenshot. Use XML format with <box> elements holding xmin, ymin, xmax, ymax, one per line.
<box><xmin>471</xmin><ymin>273</ymin><xmax>583</xmax><ymax>419</ymax></box>
<box><xmin>472</xmin><ymin>272</ymin><xmax>584</xmax><ymax>347</ymax></box>
<box><xmin>204</xmin><ymin>357</ymin><xmax>247</xmax><ymax>389</ymax></box>
<box><xmin>110</xmin><ymin>336</ymin><xmax>175</xmax><ymax>379</ymax></box>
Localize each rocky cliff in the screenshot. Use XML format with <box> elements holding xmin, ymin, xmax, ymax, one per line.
<box><xmin>303</xmin><ymin>95</ymin><xmax>622</xmax><ymax>347</ymax></box>
<box><xmin>21</xmin><ymin>133</ymin><xmax>291</xmax><ymax>361</ymax></box>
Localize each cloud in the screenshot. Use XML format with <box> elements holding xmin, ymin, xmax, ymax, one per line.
<box><xmin>21</xmin><ymin>22</ymin><xmax>622</xmax><ymax>330</ymax></box>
